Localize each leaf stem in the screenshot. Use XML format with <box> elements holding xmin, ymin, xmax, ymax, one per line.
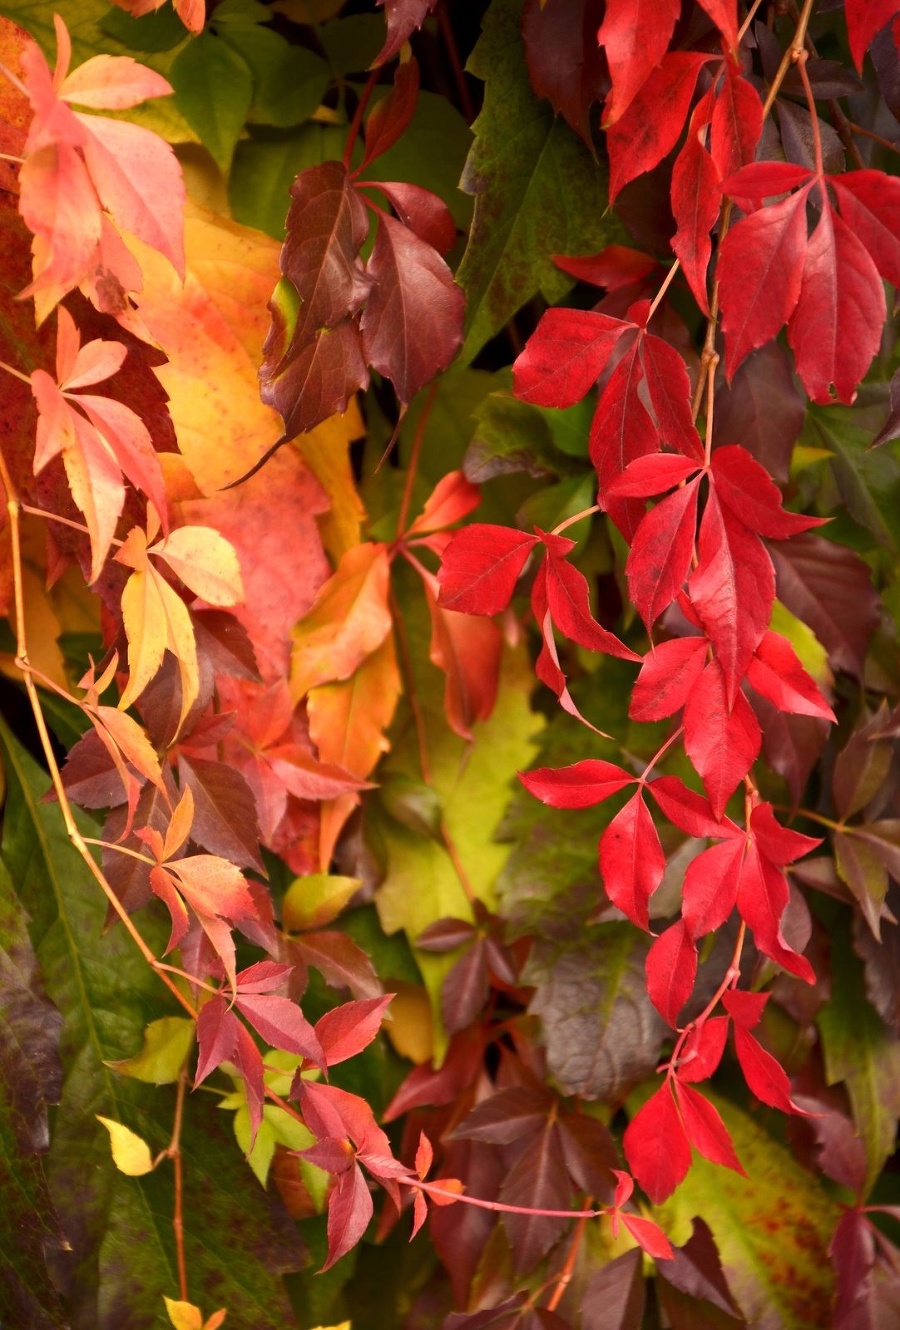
<box><xmin>437</xmin><ymin>5</ymin><xmax>474</xmax><ymax>123</ymax></box>
<box><xmin>645</xmin><ymin>260</ymin><xmax>681</xmax><ymax>323</ymax></box>
<box><xmin>551</xmin><ymin>503</ymin><xmax>601</xmax><ymax>537</ymax></box>
<box><xmin>761</xmin><ymin>0</ymin><xmax>816</xmax><ymax>119</ymax></box>
<box><xmin>396</xmin><ymin>381</ymin><xmax>438</xmax><ymax>537</ymax></box>
<box><xmin>796</xmin><ymin>49</ymin><xmax>825</xmax><ymax>178</ymax></box>
<box><xmin>738</xmin><ymin>0</ymin><xmax>767</xmax><ymax>42</ymax></box>
<box><xmin>165</xmin><ymin>1066</ymin><xmax>190</xmax><ymax>1302</ymax></box>
<box><xmin>0</xmin><ymin>357</ymin><xmax>31</xmax><ymax>385</ymax></box>
<box><xmin>344</xmin><ymin>68</ymin><xmax>381</xmax><ymax>171</ymax></box>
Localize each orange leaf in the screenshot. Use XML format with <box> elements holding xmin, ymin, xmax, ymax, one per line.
<box><xmin>291</xmin><ymin>543</ymin><xmax>392</xmax><ymax>699</ymax></box>
<box><xmin>117</xmin><ymin>528</ymin><xmax>199</xmax><ymax>726</ymax></box>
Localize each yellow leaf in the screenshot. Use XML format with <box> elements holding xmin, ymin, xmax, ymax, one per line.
<box><xmin>382</xmin><ymin>981</ymin><xmax>434</xmax><ymax>1065</ymax></box>
<box><xmin>291</xmin><ymin>544</ymin><xmax>392</xmax><ymax>700</ymax></box>
<box><xmin>153</xmin><ymin>525</ymin><xmax>244</xmax><ymax>607</ymax></box>
<box><xmin>129</xmin><ymin>204</ymin><xmax>286</xmax><ymax>493</ymax></box>
<box><xmin>295</xmin><ymin>405</ymin><xmax>366</xmax><ymax>561</ymax></box>
<box><xmin>96</xmin><ymin>1116</ymin><xmax>156</xmax><ymax>1176</ymax></box>
<box><xmin>118</xmin><ymin>561</ymin><xmax>199</xmax><ymax>727</ymax></box>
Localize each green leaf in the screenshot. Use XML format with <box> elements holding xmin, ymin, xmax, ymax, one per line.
<box><xmin>0</xmin><ymin>855</ymin><xmax>68</xmax><ymax>1328</ymax></box>
<box><xmin>525</xmin><ymin>923</ymin><xmax>665</xmax><ymax>1099</ymax></box>
<box><xmin>218</xmin><ymin>26</ymin><xmax>330</xmax><ymax>129</ymax></box>
<box><xmin>655</xmin><ymin>1094</ymin><xmax>839</xmax><ymax>1329</ymax></box>
<box><xmin>100</xmin><ymin>5</ymin><xmax>187</xmax><ymax>53</ymax></box>
<box><xmin>170</xmin><ymin>31</ymin><xmax>254</xmax><ymax>173</ymax></box>
<box><xmin>818</xmin><ymin>927</ymin><xmax>900</xmax><ymax>1195</ymax></box>
<box><xmin>230</xmin><ymin>123</ymin><xmax>346</xmax><ymax>237</ymax></box>
<box><xmin>809</xmin><ymin>405</ymin><xmax>900</xmax><ymax>551</ymax></box>
<box><xmin>464</xmin><ymin>390</ymin><xmax>562</xmax><ymax>483</ymax></box>
<box><xmin>317</xmin><ymin>13</ymin><xmax>384</xmax><ymax>75</ymax></box>
<box><xmin>455</xmin><ymin>0</ymin><xmax>619</xmax><ymax>362</ymax></box>
<box><xmin>282</xmin><ymin>874</ymin><xmax>362</xmax><ymax>932</ymax></box>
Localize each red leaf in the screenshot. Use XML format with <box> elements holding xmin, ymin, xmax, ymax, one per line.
<box><xmin>606</xmin><ymin>453</ymin><xmax>700</xmax><ymax>499</ymax></box>
<box><xmin>195</xmin><ymin>994</ymin><xmax>239</xmax><ymax>1085</ymax></box>
<box><xmin>674</xmin><ymin>1082</ymin><xmax>745</xmax><ymax>1174</ymax></box>
<box><xmin>718</xmin><ymin>184</ymin><xmax>810</xmax><ymax>379</ymax></box>
<box><xmin>688</xmin><ymin>490</ymin><xmax>774</xmax><ymax>703</ymax></box>
<box><xmin>323</xmin><ymin>1162</ymin><xmax>373</xmax><ymax>1270</ymax></box>
<box><xmin>736</xmin><ymin>842</ymin><xmax>815</xmax><ymax>982</ymax></box>
<box><xmin>721</xmin><ymin>988</ymin><xmax>768</xmax><ymax>1028</ymax></box>
<box><xmin>232</xmin><ymin>1020</ymin><xmax>266</xmax><ymax>1143</ymax></box>
<box><xmin>671</xmin><ymin>93</ymin><xmax>720</xmax><ymax>314</ymax></box>
<box><xmin>598</xmin><ymin>0</ymin><xmax>681</xmax><ymax>126</ymax></box>
<box><xmin>831</xmin><ymin>170</ymin><xmax>900</xmax><ymax>287</ymax></box>
<box><xmin>422</xmin><ymin>574</ymin><xmax>502</xmax><ymax>739</ymax></box>
<box><xmin>683</xmin><ymin>662</ymin><xmax>761</xmax><ymax>817</ymax></box>
<box><xmin>519</xmin><ymin>759</ymin><xmax>634</xmax><ymax>809</ymax></box>
<box><xmin>710</xmin><ymin>63</ymin><xmax>763</xmax><ymax>181</ymax></box>
<box><xmin>710</xmin><ymin>444</ymin><xmax>824</xmax><ymax>540</ymax></box>
<box><xmin>732</xmin><ymin>1026</ymin><xmax>799</xmax><ymax>1112</ymax></box>
<box><xmin>647</xmin><ymin>775</ymin><xmax>732</xmax><ymax>839</ymax></box>
<box><xmin>620</xmin><ymin>1212</ymin><xmax>674</xmax><ymax>1261</ymax></box>
<box><xmin>554</xmin><ymin>245</ymin><xmax>657</xmax><ymax>290</ymax></box>
<box><xmin>751</xmin><ymin>801</ymin><xmax>821</xmax><ymax>865</ymax></box>
<box><xmin>360</xmin><ymin>212</ymin><xmax>464</xmax><ymax>406</ymax></box>
<box><xmin>437</xmin><ymin>525</ymin><xmax>539</xmax><ymax>614</ymax></box>
<box><xmin>844</xmin><ymin>0</ymin><xmax>900</xmax><ymax>70</ymax></box>
<box><xmin>791</xmin><ymin>197</ymin><xmax>885</xmax><ymax>404</ymax></box>
<box><xmin>830</xmin><ymin>1210</ymin><xmax>876</xmax><ymax>1326</ymax></box>
<box><xmin>590</xmin><ymin>339</ymin><xmax>658</xmax><ymax>540</ymax></box>
<box><xmin>607</xmin><ymin>53</ymin><xmax>711</xmax><ymax>199</ymax></box>
<box><xmin>361</xmin><ymin>58</ymin><xmax>419</xmax><ymax>169</ymax></box>
<box><xmin>315</xmin><ymin>995</ymin><xmax>393</xmax><ymax>1066</ymax></box>
<box><xmin>234</xmin><ymin>993</ymin><xmax>325</xmax><ymax>1066</ymax></box>
<box><xmin>543</xmin><ymin>550</ymin><xmax>640</xmax><ymax>661</ymax></box>
<box><xmin>747</xmin><ymin>632</ymin><xmax>835</xmax><ymax>721</ymax></box>
<box><xmin>640</xmin><ymin>334</ymin><xmax>704</xmax><ymax>459</ymax></box>
<box><xmin>293</xmin><ymin>931</ymin><xmax>382</xmax><ymax>1001</ymax></box>
<box><xmin>676</xmin><ymin>1016</ymin><xmax>729</xmax><ymax>1082</ymax></box>
<box><xmin>407</xmin><ymin>471</ymin><xmax>481</xmax><ymax>537</ymax></box>
<box><xmin>682</xmin><ymin>837</ymin><xmax>745</xmax><ymax>938</ymax></box>
<box><xmin>629</xmin><ymin>637</ymin><xmax>708</xmax><ymax>722</ymax></box>
<box><xmin>370</xmin><ymin>180</ymin><xmax>456</xmax><ymax>254</ymax></box>
<box><xmin>698</xmin><ymin>0</ymin><xmax>738</xmax><ymax>48</ymax></box>
<box><xmin>721</xmin><ymin>160</ymin><xmax>813</xmax><ymax>200</ymax></box>
<box><xmin>513</xmin><ymin>308</ymin><xmax>628</xmax><ymax>407</ymax></box>
<box><xmin>599</xmin><ymin>791</ymin><xmax>666</xmax><ymax>930</ymax></box>
<box><xmin>626</xmin><ymin>477</ymin><xmax>701</xmax><ymax>628</ymax></box>
<box><xmin>623</xmin><ymin>1083</ymin><xmax>691</xmax><ymax>1204</ymax></box>
<box><xmin>646</xmin><ymin>920</ymin><xmax>697</xmax><ymax>1027</ymax></box>
<box><xmin>372</xmin><ymin>0</ymin><xmax>438</xmax><ymax>67</ymax></box>
<box><xmin>441</xmin><ymin>941</ymin><xmax>489</xmax><ymax>1033</ymax></box>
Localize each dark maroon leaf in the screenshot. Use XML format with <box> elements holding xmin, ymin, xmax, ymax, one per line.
<box><xmin>768</xmin><ymin>534</ymin><xmax>880</xmax><ymax>679</ymax></box>
<box><xmin>854</xmin><ymin>884</ymin><xmax>900</xmax><ymax>1035</ymax></box>
<box><xmin>323</xmin><ymin>1162</ymin><xmax>373</xmax><ymax>1270</ymax></box>
<box><xmin>832</xmin><ymin>708</ymin><xmax>894</xmax><ymax>821</ymax></box>
<box><xmin>372</xmin><ymin>0</ymin><xmax>439</xmax><ymax>67</ymax></box>
<box><xmin>453</xmin><ymin>1086</ymin><xmax>551</xmax><ymax>1145</ymax></box>
<box><xmin>416</xmin><ymin>917</ymin><xmax>478</xmax><ymax>952</ymax></box>
<box><xmin>369</xmin><ymin>180</ymin><xmax>456</xmax><ymax>254</ymax></box>
<box><xmin>291</xmin><ymin>931</ymin><xmax>382</xmax><ymax>1001</ymax></box>
<box><xmin>830</xmin><ymin>1209</ymin><xmax>876</xmax><ymax>1328</ymax></box>
<box><xmin>582</xmin><ymin>1249</ymin><xmax>646</xmax><ymax>1330</ymax></box>
<box><xmin>441</xmin><ymin>938</ymin><xmax>489</xmax><ymax>1033</ymax></box>
<box><xmin>361</xmin><ymin>58</ymin><xmax>419</xmax><ymax>169</ymax></box>
<box><xmin>360</xmin><ymin>212</ymin><xmax>464</xmax><ymax>406</ymax></box>
<box><xmin>177</xmin><ymin>754</ymin><xmax>263</xmax><ymax>872</ymax></box>
<box><xmin>499</xmin><ymin>1121</ymin><xmax>571</xmax><ymax>1272</ymax></box>
<box><xmin>657</xmin><ymin>1216</ymin><xmax>745</xmax><ymax>1318</ymax></box>
<box><xmin>522</xmin><ymin>0</ymin><xmax>606</xmax><ymax>146</ymax></box>
<box><xmin>193</xmin><ymin>608</ymin><xmax>259</xmax><ymax>680</ymax></box>
<box><xmin>556</xmin><ymin>1112</ymin><xmax>618</xmax><ymax>1197</ymax></box>
<box><xmin>714</xmin><ymin>343</ymin><xmax>806</xmax><ymax>484</ymax></box>
<box><xmin>430</xmin><ymin>1137</ymin><xmax>503</xmax><ymax>1307</ymax></box>
<box><xmin>59</xmin><ymin>728</ymin><xmax>127</xmax><ymax>809</ymax></box>
<box><xmin>872</xmin><ymin>366</ymin><xmax>900</xmax><ymax>449</ymax></box>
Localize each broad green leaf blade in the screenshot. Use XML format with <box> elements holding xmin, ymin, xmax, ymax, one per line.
<box><xmin>818</xmin><ymin>929</ymin><xmax>900</xmax><ymax>1196</ymax></box>
<box><xmin>0</xmin><ymin>855</ymin><xmax>68</xmax><ymax>1328</ymax></box>
<box><xmin>656</xmin><ymin>1093</ymin><xmax>839</xmax><ymax>1329</ymax></box>
<box><xmin>456</xmin><ymin>0</ymin><xmax>620</xmax><ymax>363</ymax></box>
<box><xmin>170</xmin><ymin>31</ymin><xmax>253</xmax><ymax>173</ymax></box>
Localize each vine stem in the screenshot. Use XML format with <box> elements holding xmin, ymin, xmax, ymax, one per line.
<box><xmin>667</xmin><ymin>920</ymin><xmax>747</xmax><ymax>1076</ymax></box>
<box><xmin>0</xmin><ymin>357</ymin><xmax>32</xmax><ymax>385</ymax></box>
<box><xmin>645</xmin><ymin>259</ymin><xmax>681</xmax><ymax>323</ymax></box>
<box><xmin>164</xmin><ymin>1066</ymin><xmax>190</xmax><ymax>1302</ymax></box>
<box><xmin>552</xmin><ymin>503</ymin><xmax>601</xmax><ymax>537</ymax></box>
<box><xmin>396</xmin><ymin>381</ymin><xmax>438</xmax><ymax>537</ymax></box>
<box><xmin>760</xmin><ymin>0</ymin><xmax>816</xmax><ymax>119</ymax></box>
<box><xmin>796</xmin><ymin>48</ymin><xmax>825</xmax><ymax>178</ymax></box>
<box><xmin>543</xmin><ymin>1207</ymin><xmax>591</xmax><ymax>1313</ymax></box>
<box><xmin>0</xmin><ymin>452</ymin><xmax>196</xmax><ymax>1020</ymax></box>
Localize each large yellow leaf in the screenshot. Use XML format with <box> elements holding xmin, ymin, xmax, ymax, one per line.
<box><xmin>291</xmin><ymin>543</ymin><xmax>393</xmax><ymax>700</ymax></box>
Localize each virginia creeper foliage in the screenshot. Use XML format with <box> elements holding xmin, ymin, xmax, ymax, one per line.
<box><xmin>0</xmin><ymin>1</ymin><xmax>899</xmax><ymax>1328</ymax></box>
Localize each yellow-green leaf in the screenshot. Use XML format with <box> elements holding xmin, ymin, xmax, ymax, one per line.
<box><xmin>106</xmin><ymin>1017</ymin><xmax>195</xmax><ymax>1085</ymax></box>
<box><xmin>282</xmin><ymin>873</ymin><xmax>362</xmax><ymax>932</ymax></box>
<box><xmin>96</xmin><ymin>1116</ymin><xmax>156</xmax><ymax>1177</ymax></box>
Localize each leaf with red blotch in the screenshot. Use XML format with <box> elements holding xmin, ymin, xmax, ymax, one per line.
<box><xmin>520</xmin><ymin>759</ymin><xmax>634</xmax><ymax>809</ymax></box>
<box><xmin>372</xmin><ymin>0</ymin><xmax>439</xmax><ymax>66</ymax></box>
<box><xmin>607</xmin><ymin>53</ymin><xmax>712</xmax><ymax>199</ymax></box>
<box><xmin>623</xmin><ymin>1082</ymin><xmax>691</xmax><ymax>1204</ymax></box>
<box><xmin>522</xmin><ymin>0</ymin><xmax>606</xmax><ymax>147</ymax></box>
<box><xmin>768</xmin><ymin>534</ymin><xmax>879</xmax><ymax>680</ymax></box>
<box><xmin>683</xmin><ymin>661</ymin><xmax>761</xmax><ymax>817</ymax></box>
<box><xmin>420</xmin><ymin>573</ymin><xmax>502</xmax><ymax>739</ymax></box>
<box><xmin>647</xmin><ymin>775</ymin><xmax>732</xmax><ymax>840</ymax></box>
<box><xmin>646</xmin><ymin>921</ymin><xmax>697</xmax><ymax>1027</ymax></box>
<box><xmin>542</xmin><ymin>545</ymin><xmax>641</xmax><ymax>662</ymax></box>
<box><xmin>710</xmin><ymin>445</ymin><xmax>825</xmax><ymax>540</ymax></box>
<box><xmin>688</xmin><ymin>490</ymin><xmax>774</xmax><ymax>703</ymax></box>
<box><xmin>747</xmin><ymin>632</ymin><xmax>835</xmax><ymax>722</ymax></box>
<box><xmin>323</xmin><ymin>1162</ymin><xmax>373</xmax><ymax>1270</ymax></box>
<box><xmin>671</xmin><ymin>91</ymin><xmax>719</xmax><ymax>314</ymax></box>
<box><xmin>710</xmin><ymin>61</ymin><xmax>763</xmax><ymax>181</ymax></box>
<box><xmin>844</xmin><ymin>0</ymin><xmax>900</xmax><ymax>70</ymax></box>
<box><xmin>732</xmin><ymin>1025</ymin><xmax>801</xmax><ymax>1112</ymax></box>
<box><xmin>673</xmin><ymin>1081</ymin><xmax>745</xmax><ymax>1174</ymax></box>
<box><xmin>676</xmin><ymin>1017</ymin><xmax>729</xmax><ymax>1082</ymax></box>
<box><xmin>626</xmin><ymin>477</ymin><xmax>701</xmax><ymax>629</ymax></box>
<box><xmin>629</xmin><ymin>637</ymin><xmax>709</xmax><ymax>722</ymax></box>
<box><xmin>682</xmin><ymin>836</ymin><xmax>745</xmax><ymax>938</ymax></box>
<box><xmin>437</xmin><ymin>525</ymin><xmax>539</xmax><ymax>614</ymax></box>
<box><xmin>598</xmin><ymin>0</ymin><xmax>680</xmax><ymax>126</ymax></box>
<box><xmin>360</xmin><ymin>210</ymin><xmax>464</xmax><ymax>406</ymax></box>
<box><xmin>361</xmin><ymin>59</ymin><xmax>420</xmax><ymax>169</ymax></box>
<box><xmin>260</xmin><ymin>162</ymin><xmax>370</xmax><ymax>441</ymax></box>
<box><xmin>367</xmin><ymin>180</ymin><xmax>456</xmax><ymax>254</ymax></box>
<box><xmin>513</xmin><ymin>308</ymin><xmax>630</xmax><ymax>408</ymax></box>
<box><xmin>314</xmin><ymin>995</ymin><xmax>393</xmax><ymax>1066</ymax></box>
<box><xmin>718</xmin><ymin>184</ymin><xmax>810</xmax><ymax>380</ymax></box>
<box><xmin>599</xmin><ymin>791</ymin><xmax>666</xmax><ymax>930</ymax></box>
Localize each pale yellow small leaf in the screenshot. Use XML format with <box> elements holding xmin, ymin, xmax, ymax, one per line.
<box><xmin>163</xmin><ymin>1298</ymin><xmax>202</xmax><ymax>1330</ymax></box>
<box><xmin>154</xmin><ymin>526</ymin><xmax>244</xmax><ymax>607</ymax></box>
<box><xmin>96</xmin><ymin>1116</ymin><xmax>156</xmax><ymax>1176</ymax></box>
